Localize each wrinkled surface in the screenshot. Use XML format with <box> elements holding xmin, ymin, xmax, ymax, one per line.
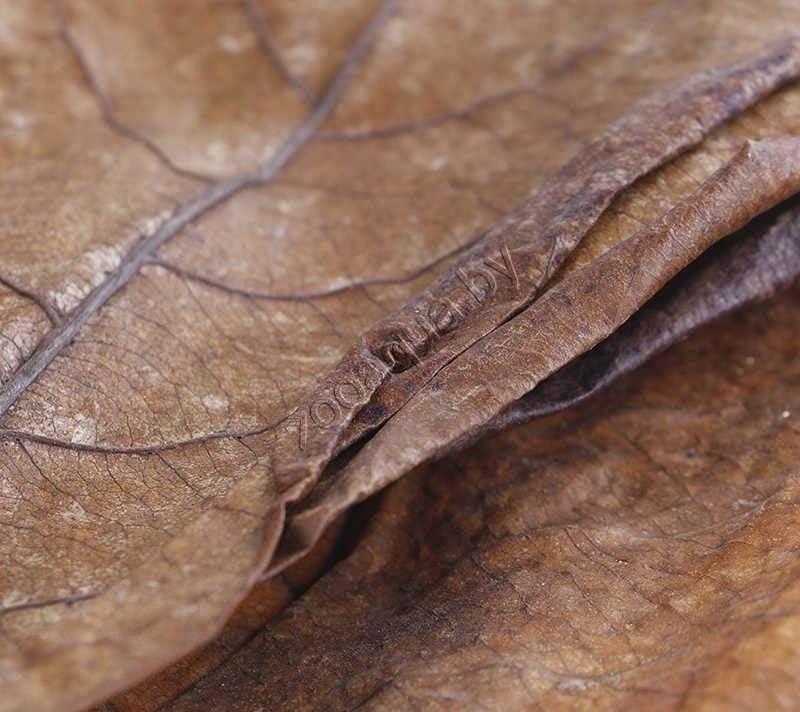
<box><xmin>2</xmin><ymin>1</ymin><xmax>800</xmax><ymax>710</ymax></box>
<box><xmin>489</xmin><ymin>200</ymin><xmax>800</xmax><ymax>430</ymax></box>
<box><xmin>277</xmin><ymin>135</ymin><xmax>800</xmax><ymax>569</ymax></box>
<box><xmin>156</xmin><ymin>285</ymin><xmax>800</xmax><ymax>711</ymax></box>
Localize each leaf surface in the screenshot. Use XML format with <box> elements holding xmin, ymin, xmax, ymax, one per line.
<box><xmin>2</xmin><ymin>2</ymin><xmax>800</xmax><ymax>710</ymax></box>
<box><xmin>156</xmin><ymin>283</ymin><xmax>800</xmax><ymax>711</ymax></box>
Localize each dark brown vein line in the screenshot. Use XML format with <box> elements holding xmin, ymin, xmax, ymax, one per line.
<box><xmin>0</xmin><ymin>274</ymin><xmax>61</xmax><ymax>326</ymax></box>
<box><xmin>147</xmin><ymin>226</ymin><xmax>485</xmax><ymax>302</ymax></box>
<box><xmin>0</xmin><ymin>0</ymin><xmax>398</xmax><ymax>422</ymax></box>
<box><xmin>316</xmin><ymin>0</ymin><xmax>681</xmax><ymax>144</ymax></box>
<box><xmin>0</xmin><ymin>591</ymin><xmax>97</xmax><ymax>617</ymax></box>
<box><xmin>250</xmin><ymin>0</ymin><xmax>399</xmax><ymax>182</ymax></box>
<box><xmin>317</xmin><ymin>82</ymin><xmax>546</xmax><ymax>142</ymax></box>
<box><xmin>0</xmin><ymin>417</ymin><xmax>282</xmax><ymax>455</ymax></box>
<box><xmin>53</xmin><ymin>0</ymin><xmax>214</xmax><ymax>184</ymax></box>
<box><xmin>243</xmin><ymin>0</ymin><xmax>315</xmax><ymax>106</ymax></box>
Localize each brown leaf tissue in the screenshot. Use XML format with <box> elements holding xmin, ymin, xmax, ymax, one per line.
<box><xmin>2</xmin><ymin>1</ymin><xmax>800</xmax><ymax>710</ymax></box>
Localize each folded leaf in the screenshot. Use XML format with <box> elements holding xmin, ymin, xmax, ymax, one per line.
<box><xmin>156</xmin><ymin>281</ymin><xmax>800</xmax><ymax>710</ymax></box>
<box><xmin>3</xmin><ymin>2</ymin><xmax>800</xmax><ymax>710</ymax></box>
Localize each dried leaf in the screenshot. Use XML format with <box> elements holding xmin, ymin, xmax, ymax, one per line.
<box><xmin>275</xmin><ymin>99</ymin><xmax>800</xmax><ymax>573</ymax></box>
<box><xmin>155</xmin><ymin>283</ymin><xmax>800</xmax><ymax>711</ymax></box>
<box><xmin>3</xmin><ymin>2</ymin><xmax>800</xmax><ymax>711</ymax></box>
<box><xmin>108</xmin><ymin>198</ymin><xmax>800</xmax><ymax>712</ymax></box>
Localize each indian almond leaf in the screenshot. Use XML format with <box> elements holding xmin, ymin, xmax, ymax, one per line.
<box><xmin>94</xmin><ymin>512</ymin><xmax>351</xmax><ymax>712</ymax></box>
<box><xmin>274</xmin><ymin>98</ymin><xmax>800</xmax><ymax>572</ymax></box>
<box><xmin>148</xmin><ymin>281</ymin><xmax>800</xmax><ymax>710</ymax></box>
<box><xmin>2</xmin><ymin>1</ymin><xmax>800</xmax><ymax>710</ymax></box>
<box><xmin>267</xmin><ymin>45</ymin><xmax>800</xmax><ymax>566</ymax></box>
<box><xmin>269</xmin><ymin>37</ymin><xmax>800</xmax><ymax>494</ymax></box>
<box><xmin>103</xmin><ymin>195</ymin><xmax>800</xmax><ymax>712</ymax></box>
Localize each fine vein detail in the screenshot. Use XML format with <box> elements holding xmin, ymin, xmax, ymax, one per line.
<box><xmin>0</xmin><ymin>0</ymin><xmax>399</xmax><ymax>422</ymax></box>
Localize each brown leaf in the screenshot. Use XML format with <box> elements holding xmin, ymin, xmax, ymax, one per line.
<box><xmin>147</xmin><ymin>283</ymin><xmax>800</xmax><ymax>711</ymax></box>
<box><xmin>280</xmin><ymin>134</ymin><xmax>800</xmax><ymax>553</ymax></box>
<box><xmin>107</xmin><ymin>195</ymin><xmax>800</xmax><ymax>712</ymax></box>
<box><xmin>2</xmin><ymin>1</ymin><xmax>800</xmax><ymax>711</ymax></box>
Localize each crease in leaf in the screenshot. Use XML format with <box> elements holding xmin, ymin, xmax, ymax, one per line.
<box><xmin>267</xmin><ymin>37</ymin><xmax>800</xmax><ymax>509</ymax></box>
<box><xmin>274</xmin><ymin>136</ymin><xmax>800</xmax><ymax>573</ymax></box>
<box><xmin>3</xmin><ymin>10</ymin><xmax>800</xmax><ymax>712</ymax></box>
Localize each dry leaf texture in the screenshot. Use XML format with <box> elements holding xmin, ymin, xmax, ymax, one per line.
<box><xmin>1</xmin><ymin>1</ymin><xmax>800</xmax><ymax>710</ymax></box>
